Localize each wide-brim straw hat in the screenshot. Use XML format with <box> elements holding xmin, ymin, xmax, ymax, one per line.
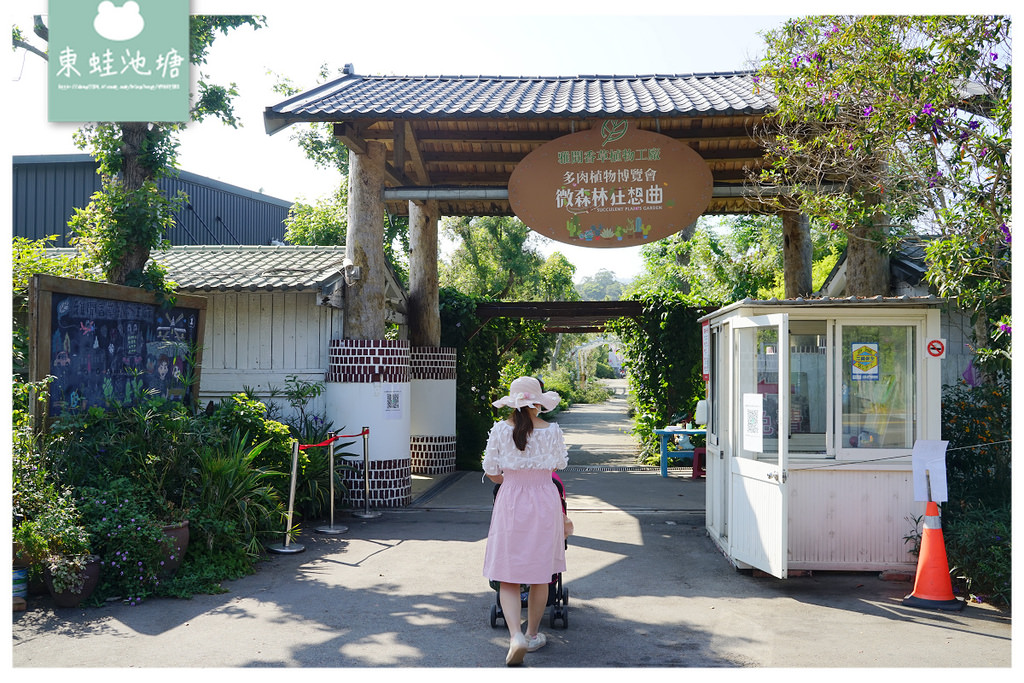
<box><xmin>492</xmin><ymin>376</ymin><xmax>560</xmax><ymax>413</ymax></box>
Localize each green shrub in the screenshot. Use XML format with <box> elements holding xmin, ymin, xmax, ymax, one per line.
<box><xmin>944</xmin><ymin>503</ymin><xmax>1011</xmax><ymax>605</ymax></box>
<box><xmin>607</xmin><ymin>293</ymin><xmax>705</xmax><ymax>463</ymax></box>
<box><xmin>939</xmin><ymin>378</ymin><xmax>1012</xmax><ymax>606</ymax></box>
<box><xmin>190</xmin><ymin>432</ymin><xmax>283</xmax><ymax>559</ymax></box>
<box><xmin>77</xmin><ymin>478</ymin><xmax>170</xmax><ymax>605</ymax></box>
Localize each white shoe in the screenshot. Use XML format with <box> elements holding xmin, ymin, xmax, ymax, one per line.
<box><xmin>506</xmin><ymin>632</ymin><xmax>527</xmax><ymax>666</ymax></box>
<box><xmin>526</xmin><ymin>632</ymin><xmax>547</xmax><ymax>652</ymax></box>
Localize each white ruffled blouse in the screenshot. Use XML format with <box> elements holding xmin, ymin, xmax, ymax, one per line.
<box><xmin>482</xmin><ymin>421</ymin><xmax>568</xmax><ymax>476</ymax></box>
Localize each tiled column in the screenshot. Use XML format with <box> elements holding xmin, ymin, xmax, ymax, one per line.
<box><xmin>324</xmin><ymin>339</ymin><xmax>411</xmax><ymax>508</ymax></box>
<box><xmin>409</xmin><ymin>347</ymin><xmax>457</xmax><ymax>475</ymax></box>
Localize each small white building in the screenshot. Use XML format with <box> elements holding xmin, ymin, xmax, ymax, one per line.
<box><xmin>699</xmin><ymin>296</ymin><xmax>946</xmax><ymax>577</ymax></box>
<box><xmin>154</xmin><ymin>244</ymin><xmax>407</xmax><ymax>418</ymax></box>
<box><xmin>155</xmin><ymin>245</ymin><xmax>456</xmax><ymax>506</ymax></box>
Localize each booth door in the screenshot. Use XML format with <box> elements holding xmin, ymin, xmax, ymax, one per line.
<box><xmin>729</xmin><ymin>314</ymin><xmax>789</xmax><ymax>579</ymax></box>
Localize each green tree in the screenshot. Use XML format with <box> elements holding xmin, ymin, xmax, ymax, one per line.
<box><xmin>755</xmin><ymin>15</ymin><xmax>1011</xmax><ymax>368</ymax></box>
<box><xmin>440</xmin><ymin>216</ymin><xmax>562</xmax><ymax>300</ymax></box>
<box><xmin>283</xmin><ymin>184</ymin><xmax>349</xmax><ymax>246</ymax></box>
<box><xmin>576</xmin><ymin>269</ymin><xmax>624</xmax><ymax>301</ymax></box>
<box><xmin>629</xmin><ymin>215</ymin><xmax>842</xmax><ymax>305</ymax></box>
<box><xmin>538</xmin><ymin>252</ymin><xmax>579</xmax><ymax>303</ymax></box>
<box><xmin>14</xmin><ymin>15</ymin><xmax>266</xmax><ymax>290</ymax></box>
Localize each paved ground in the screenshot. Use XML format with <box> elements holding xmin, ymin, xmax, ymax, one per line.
<box><xmin>10</xmin><ymin>380</ymin><xmax>1014</xmax><ymax>672</ymax></box>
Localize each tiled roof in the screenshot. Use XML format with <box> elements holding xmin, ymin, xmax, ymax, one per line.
<box><xmin>265</xmin><ymin>71</ymin><xmax>773</xmax><ymax>129</ymax></box>
<box><xmin>152</xmin><ymin>245</ymin><xmax>348</xmax><ymax>292</ymax></box>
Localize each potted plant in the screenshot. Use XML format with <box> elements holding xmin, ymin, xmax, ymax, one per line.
<box><xmin>43</xmin><ymin>552</ymin><xmax>101</xmax><ymax>607</ymax></box>
<box><xmin>14</xmin><ymin>495</ymin><xmax>99</xmax><ymax>607</ymax></box>
<box><xmin>78</xmin><ymin>479</ymin><xmax>178</xmax><ymax>604</ymax></box>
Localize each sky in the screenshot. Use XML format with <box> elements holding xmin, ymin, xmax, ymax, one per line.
<box><xmin>7</xmin><ymin>0</ymin><xmax>992</xmax><ymax>281</ymax></box>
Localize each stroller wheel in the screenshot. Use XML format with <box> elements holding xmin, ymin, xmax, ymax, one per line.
<box><xmin>490</xmin><ymin>603</ymin><xmax>500</xmax><ymax>628</ymax></box>
<box><xmin>550</xmin><ymin>605</ymin><xmax>568</xmax><ymax>629</ymax></box>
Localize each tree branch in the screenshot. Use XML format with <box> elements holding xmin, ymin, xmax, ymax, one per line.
<box><xmin>13</xmin><ymin>37</ymin><xmax>47</xmax><ymax>61</ymax></box>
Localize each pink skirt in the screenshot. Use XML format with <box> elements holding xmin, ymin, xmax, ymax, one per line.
<box><xmin>483</xmin><ymin>469</ymin><xmax>566</xmax><ymax>585</ymax></box>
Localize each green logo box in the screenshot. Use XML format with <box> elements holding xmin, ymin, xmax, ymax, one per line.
<box><xmin>48</xmin><ymin>0</ymin><xmax>189</xmax><ymax>122</ymax></box>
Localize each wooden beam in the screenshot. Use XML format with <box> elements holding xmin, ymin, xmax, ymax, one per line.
<box><xmin>334</xmin><ymin>122</ymin><xmax>417</xmax><ymax>187</ymax></box>
<box><xmin>392</xmin><ymin>121</ymin><xmax>406</xmax><ymax>176</ymax></box>
<box><xmin>333</xmin><ymin>122</ymin><xmax>367</xmax><ymax>154</ymax></box>
<box><xmin>362</xmin><ymin>124</ymin><xmax>765</xmax><ymax>145</ymax></box>
<box><xmin>404</xmin><ymin>121</ymin><xmax>431</xmax><ymax>184</ymax></box>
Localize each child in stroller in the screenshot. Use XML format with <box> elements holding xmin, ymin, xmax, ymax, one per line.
<box><xmin>488</xmin><ymin>472</ymin><xmax>569</xmax><ymax>630</ymax></box>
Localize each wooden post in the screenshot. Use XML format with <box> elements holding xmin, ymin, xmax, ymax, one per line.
<box><xmin>782</xmin><ymin>210</ymin><xmax>813</xmax><ymax>298</ymax></box>
<box><xmin>345</xmin><ymin>141</ymin><xmax>388</xmax><ymax>339</ymax></box>
<box><xmin>408</xmin><ymin>200</ymin><xmax>440</xmax><ymax>347</ymax></box>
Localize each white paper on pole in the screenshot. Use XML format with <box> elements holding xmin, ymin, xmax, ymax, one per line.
<box><xmin>742</xmin><ymin>393</ymin><xmax>763</xmax><ymax>453</ymax></box>
<box><xmin>911</xmin><ymin>440</ymin><xmax>949</xmax><ymax>502</ymax></box>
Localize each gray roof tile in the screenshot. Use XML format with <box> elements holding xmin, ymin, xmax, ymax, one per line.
<box><xmin>151</xmin><ymin>245</ymin><xmax>348</xmax><ymax>292</ymax></box>
<box><xmin>265</xmin><ymin>71</ymin><xmax>773</xmax><ymax>126</ymax></box>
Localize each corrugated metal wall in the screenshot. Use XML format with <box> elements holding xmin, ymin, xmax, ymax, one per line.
<box><xmin>12</xmin><ymin>155</ymin><xmax>292</xmax><ymax>247</ymax></box>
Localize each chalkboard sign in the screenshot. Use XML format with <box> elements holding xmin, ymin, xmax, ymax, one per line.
<box><xmin>29</xmin><ymin>275</ymin><xmax>207</xmax><ymax>417</ymax></box>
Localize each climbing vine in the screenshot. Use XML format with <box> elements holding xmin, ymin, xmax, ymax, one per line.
<box><xmin>608</xmin><ymin>292</ymin><xmax>706</xmax><ymax>462</ymax></box>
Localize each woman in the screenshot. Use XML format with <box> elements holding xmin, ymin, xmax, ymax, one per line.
<box><xmin>482</xmin><ymin>376</ymin><xmax>568</xmax><ymax>666</ymax></box>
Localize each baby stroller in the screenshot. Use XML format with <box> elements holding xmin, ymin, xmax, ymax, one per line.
<box><xmin>488</xmin><ymin>473</ymin><xmax>569</xmax><ymax>630</ymax></box>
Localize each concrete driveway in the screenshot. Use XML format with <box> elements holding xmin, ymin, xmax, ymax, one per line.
<box><xmin>11</xmin><ymin>384</ymin><xmax>1013</xmax><ymax>669</ymax></box>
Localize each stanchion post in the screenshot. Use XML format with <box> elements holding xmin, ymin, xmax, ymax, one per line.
<box><xmin>352</xmin><ymin>426</ymin><xmax>381</xmax><ymax>519</ymax></box>
<box><xmin>269</xmin><ymin>440</ymin><xmax>306</xmax><ymax>553</ymax></box>
<box><xmin>316</xmin><ymin>433</ymin><xmax>348</xmax><ymax>535</ymax></box>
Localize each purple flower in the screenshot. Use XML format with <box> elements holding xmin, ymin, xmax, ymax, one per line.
<box><xmin>829</xmin><ymin>222</ymin><xmax>841</xmax><ymax>231</ymax></box>
<box><xmin>922</xmin><ymin>103</ymin><xmax>935</xmax><ymax>116</ymax></box>
<box><xmin>998</xmin><ymin>223</ymin><xmax>1010</xmax><ymax>244</ymax></box>
<box><xmin>999</xmin><ymin>322</ymin><xmax>1011</xmax><ymax>334</ymax></box>
<box><xmin>863</xmin><ymin>106</ymin><xmax>874</xmax><ymax>117</ymax></box>
<box><xmin>991</xmin><ymin>52</ymin><xmax>999</xmax><ymax>61</ymax></box>
<box><xmin>909</xmin><ymin>114</ymin><xmax>918</xmax><ymax>125</ymax></box>
<box><xmin>969</xmin><ymin>120</ymin><xmax>981</xmax><ymax>130</ymax></box>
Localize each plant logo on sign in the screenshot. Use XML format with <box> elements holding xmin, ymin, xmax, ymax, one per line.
<box><xmin>48</xmin><ymin>0</ymin><xmax>189</xmax><ymax>123</ymax></box>
<box><xmin>600</xmin><ymin>120</ymin><xmax>628</xmax><ymax>146</ymax></box>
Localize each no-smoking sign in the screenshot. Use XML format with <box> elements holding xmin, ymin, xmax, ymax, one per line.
<box><xmin>927</xmin><ymin>338</ymin><xmax>946</xmax><ymax>359</ymax></box>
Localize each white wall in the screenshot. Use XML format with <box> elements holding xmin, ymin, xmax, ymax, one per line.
<box><xmin>192</xmin><ymin>289</ymin><xmax>343</xmax><ymax>419</ymax></box>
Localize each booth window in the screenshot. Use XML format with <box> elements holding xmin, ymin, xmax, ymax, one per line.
<box><xmin>840</xmin><ymin>324</ymin><xmax>917</xmax><ymax>450</ymax></box>
<box><xmin>789</xmin><ymin>321</ymin><xmax>828</xmax><ymax>454</ymax></box>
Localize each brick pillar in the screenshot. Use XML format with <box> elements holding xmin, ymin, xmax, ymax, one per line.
<box><xmin>324</xmin><ymin>339</ymin><xmax>411</xmax><ymax>508</ymax></box>
<box><xmin>409</xmin><ymin>347</ymin><xmax>457</xmax><ymax>474</ymax></box>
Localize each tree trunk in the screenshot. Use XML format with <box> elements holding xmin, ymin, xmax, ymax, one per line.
<box><xmin>782</xmin><ymin>211</ymin><xmax>813</xmax><ymax>298</ymax></box>
<box><xmin>408</xmin><ymin>200</ymin><xmax>440</xmax><ymax>347</ymax></box>
<box><xmin>106</xmin><ymin>122</ymin><xmax>156</xmax><ymax>285</ymax></box>
<box><xmin>844</xmin><ymin>222</ymin><xmax>890</xmax><ymax>297</ymax></box>
<box><xmin>344</xmin><ymin>141</ymin><xmax>388</xmax><ymax>340</ymax></box>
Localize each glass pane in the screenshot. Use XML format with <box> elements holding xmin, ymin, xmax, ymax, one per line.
<box><xmin>710</xmin><ymin>328</ymin><xmax>719</xmax><ymax>437</ymax></box>
<box><xmin>841</xmin><ymin>325</ymin><xmax>917</xmax><ymax>449</ymax></box>
<box><xmin>738</xmin><ymin>325</ymin><xmax>780</xmax><ymax>459</ymax></box>
<box><xmin>789</xmin><ymin>321</ymin><xmax>827</xmax><ymax>454</ymax></box>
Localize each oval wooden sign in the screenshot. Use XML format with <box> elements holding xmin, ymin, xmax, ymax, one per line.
<box><xmin>508</xmin><ymin>120</ymin><xmax>713</xmax><ymax>248</ymax></box>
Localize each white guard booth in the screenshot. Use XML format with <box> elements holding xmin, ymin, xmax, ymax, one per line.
<box><xmin>699</xmin><ymin>297</ymin><xmax>946</xmax><ymax>578</ymax></box>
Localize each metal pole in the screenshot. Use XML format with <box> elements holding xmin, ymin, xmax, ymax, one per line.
<box><xmin>352</xmin><ymin>426</ymin><xmax>380</xmax><ymax>519</ymax></box>
<box><xmin>316</xmin><ymin>433</ymin><xmax>348</xmax><ymax>534</ymax></box>
<box><xmin>268</xmin><ymin>440</ymin><xmax>305</xmax><ymax>553</ymax></box>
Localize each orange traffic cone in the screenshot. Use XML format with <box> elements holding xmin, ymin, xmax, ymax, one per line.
<box><xmin>902</xmin><ymin>501</ymin><xmax>964</xmax><ymax>611</ymax></box>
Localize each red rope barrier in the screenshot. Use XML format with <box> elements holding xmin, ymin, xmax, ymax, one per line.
<box><xmin>297</xmin><ymin>428</ymin><xmax>369</xmax><ymax>450</ymax></box>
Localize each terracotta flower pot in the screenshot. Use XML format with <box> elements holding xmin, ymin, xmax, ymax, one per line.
<box><xmin>159</xmin><ymin>521</ymin><xmax>189</xmax><ymax>577</ymax></box>
<box><xmin>44</xmin><ymin>556</ymin><xmax>101</xmax><ymax>608</ymax></box>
